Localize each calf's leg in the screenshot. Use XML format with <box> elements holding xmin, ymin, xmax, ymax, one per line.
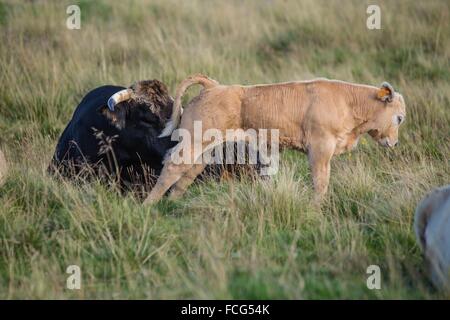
<box><xmin>307</xmin><ymin>138</ymin><xmax>335</xmax><ymax>202</ymax></box>
<box><xmin>143</xmin><ymin>161</ymin><xmax>194</xmax><ymax>204</ymax></box>
<box><xmin>168</xmin><ymin>163</ymin><xmax>207</xmax><ymax>200</ymax></box>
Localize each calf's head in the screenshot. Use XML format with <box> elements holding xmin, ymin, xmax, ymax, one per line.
<box><xmin>368</xmin><ymin>82</ymin><xmax>406</xmax><ymax>148</ymax></box>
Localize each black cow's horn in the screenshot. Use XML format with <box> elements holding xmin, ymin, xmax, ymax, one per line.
<box><xmin>107</xmin><ymin>89</ymin><xmax>133</xmax><ymax>111</ymax></box>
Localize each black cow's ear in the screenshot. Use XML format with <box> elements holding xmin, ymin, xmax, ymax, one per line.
<box><xmin>99</xmin><ymin>105</ymin><xmax>126</xmax><ymax>129</ymax></box>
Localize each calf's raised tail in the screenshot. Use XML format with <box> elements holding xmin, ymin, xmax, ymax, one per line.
<box><xmin>159</xmin><ymin>74</ymin><xmax>219</xmax><ymax>138</ymax></box>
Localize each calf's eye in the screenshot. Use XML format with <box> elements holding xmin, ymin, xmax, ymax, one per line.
<box><xmin>394</xmin><ymin>115</ymin><xmax>404</xmax><ymax>125</ymax></box>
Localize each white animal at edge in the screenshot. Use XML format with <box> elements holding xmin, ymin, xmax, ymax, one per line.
<box><xmin>415</xmin><ymin>185</ymin><xmax>450</xmax><ymax>291</ymax></box>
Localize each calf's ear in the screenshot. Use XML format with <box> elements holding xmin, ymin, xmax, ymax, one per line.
<box><xmin>377</xmin><ymin>82</ymin><xmax>394</xmax><ymax>103</ymax></box>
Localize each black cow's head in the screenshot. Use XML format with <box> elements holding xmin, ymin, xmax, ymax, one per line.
<box><xmin>101</xmin><ymin>79</ymin><xmax>173</xmax><ymax>130</ymax></box>
<box><xmin>99</xmin><ymin>80</ymin><xmax>175</xmax><ymax>162</ymax></box>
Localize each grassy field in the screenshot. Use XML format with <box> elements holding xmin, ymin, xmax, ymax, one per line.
<box><xmin>0</xmin><ymin>0</ymin><xmax>449</xmax><ymax>299</ymax></box>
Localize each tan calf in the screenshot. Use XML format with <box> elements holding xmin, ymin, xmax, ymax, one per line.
<box><xmin>144</xmin><ymin>74</ymin><xmax>406</xmax><ymax>204</ymax></box>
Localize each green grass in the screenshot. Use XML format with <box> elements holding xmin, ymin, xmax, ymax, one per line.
<box><xmin>0</xmin><ymin>0</ymin><xmax>449</xmax><ymax>299</ymax></box>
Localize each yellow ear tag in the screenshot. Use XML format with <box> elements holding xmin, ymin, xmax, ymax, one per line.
<box><xmin>377</xmin><ymin>87</ymin><xmax>389</xmax><ymax>99</ymax></box>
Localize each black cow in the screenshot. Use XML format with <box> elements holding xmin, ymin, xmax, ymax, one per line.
<box><xmin>49</xmin><ymin>80</ymin><xmax>176</xmax><ymax>192</ymax></box>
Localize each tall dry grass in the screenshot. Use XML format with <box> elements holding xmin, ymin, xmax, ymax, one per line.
<box><xmin>0</xmin><ymin>0</ymin><xmax>449</xmax><ymax>298</ymax></box>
